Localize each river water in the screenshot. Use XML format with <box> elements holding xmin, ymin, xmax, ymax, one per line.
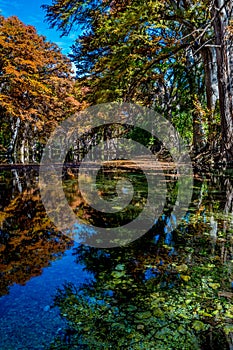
<box><xmin>0</xmin><ymin>164</ymin><xmax>233</xmax><ymax>349</ymax></box>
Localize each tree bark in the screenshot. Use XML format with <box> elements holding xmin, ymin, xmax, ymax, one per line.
<box><xmin>213</xmin><ymin>0</ymin><xmax>233</xmax><ymax>162</ymax></box>
<box><xmin>7</xmin><ymin>117</ymin><xmax>20</xmax><ymax>159</ymax></box>
<box><xmin>202</xmin><ymin>47</ymin><xmax>219</xmax><ymax>113</ymax></box>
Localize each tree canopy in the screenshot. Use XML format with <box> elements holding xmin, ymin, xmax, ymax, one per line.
<box><xmin>43</xmin><ymin>0</ymin><xmax>233</xmax><ymax>162</ymax></box>
<box><xmin>0</xmin><ymin>15</ymin><xmax>82</xmax><ymax>162</ymax></box>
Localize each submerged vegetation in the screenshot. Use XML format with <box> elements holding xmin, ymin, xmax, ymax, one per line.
<box><xmin>46</xmin><ymin>171</ymin><xmax>233</xmax><ymax>350</ymax></box>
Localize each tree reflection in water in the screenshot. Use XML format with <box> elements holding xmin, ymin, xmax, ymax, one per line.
<box><xmin>0</xmin><ymin>167</ymin><xmax>73</xmax><ymax>296</ymax></box>
<box><xmin>1</xmin><ymin>166</ymin><xmax>233</xmax><ymax>349</ymax></box>
<box><xmin>50</xmin><ymin>169</ymin><xmax>233</xmax><ymax>350</ymax></box>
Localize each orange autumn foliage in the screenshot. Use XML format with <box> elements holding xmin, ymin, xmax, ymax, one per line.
<box><xmin>0</xmin><ymin>16</ymin><xmax>86</xmax><ymax>152</ymax></box>
<box><xmin>0</xmin><ymin>181</ymin><xmax>72</xmax><ymax>296</ymax></box>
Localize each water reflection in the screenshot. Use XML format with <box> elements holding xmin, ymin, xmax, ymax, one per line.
<box><xmin>40</xmin><ymin>160</ymin><xmax>170</xmax><ymax>247</ymax></box>
<box><xmin>0</xmin><ymin>166</ymin><xmax>93</xmax><ymax>350</ymax></box>
<box><xmin>0</xmin><ymin>167</ymin><xmax>73</xmax><ymax>296</ymax></box>
<box><xmin>1</xmin><ymin>166</ymin><xmax>233</xmax><ymax>349</ymax></box>
<box><xmin>52</xmin><ymin>170</ymin><xmax>233</xmax><ymax>349</ymax></box>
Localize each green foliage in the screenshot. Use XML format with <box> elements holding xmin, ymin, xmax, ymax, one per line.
<box><xmin>43</xmin><ymin>0</ymin><xmax>224</xmax><ymax>150</ymax></box>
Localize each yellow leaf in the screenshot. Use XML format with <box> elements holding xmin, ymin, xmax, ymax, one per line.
<box><xmin>176</xmin><ymin>264</ymin><xmax>188</xmax><ymax>273</ymax></box>
<box><xmin>180</xmin><ymin>275</ymin><xmax>191</xmax><ymax>282</ymax></box>
<box><xmin>208</xmin><ymin>283</ymin><xmax>220</xmax><ymax>290</ymax></box>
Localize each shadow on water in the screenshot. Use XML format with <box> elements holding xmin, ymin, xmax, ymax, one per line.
<box><xmin>1</xmin><ymin>165</ymin><xmax>233</xmax><ymax>349</ymax></box>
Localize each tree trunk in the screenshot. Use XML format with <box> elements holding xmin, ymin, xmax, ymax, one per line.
<box><xmin>202</xmin><ymin>47</ymin><xmax>219</xmax><ymax>113</ymax></box>
<box><xmin>7</xmin><ymin>117</ymin><xmax>20</xmax><ymax>161</ymax></box>
<box><xmin>213</xmin><ymin>0</ymin><xmax>233</xmax><ymax>162</ymax></box>
<box><xmin>201</xmin><ymin>46</ymin><xmax>220</xmax><ymax>151</ymax></box>
<box><xmin>192</xmin><ymin>111</ymin><xmax>206</xmax><ymax>153</ymax></box>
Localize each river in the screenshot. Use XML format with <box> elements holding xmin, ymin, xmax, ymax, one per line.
<box><xmin>0</xmin><ymin>164</ymin><xmax>233</xmax><ymax>349</ymax></box>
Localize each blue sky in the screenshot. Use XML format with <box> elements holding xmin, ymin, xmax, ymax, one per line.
<box><xmin>0</xmin><ymin>0</ymin><xmax>78</xmax><ymax>55</ymax></box>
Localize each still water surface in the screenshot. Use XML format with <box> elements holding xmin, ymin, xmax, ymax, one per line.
<box><xmin>0</xmin><ymin>165</ymin><xmax>233</xmax><ymax>349</ymax></box>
